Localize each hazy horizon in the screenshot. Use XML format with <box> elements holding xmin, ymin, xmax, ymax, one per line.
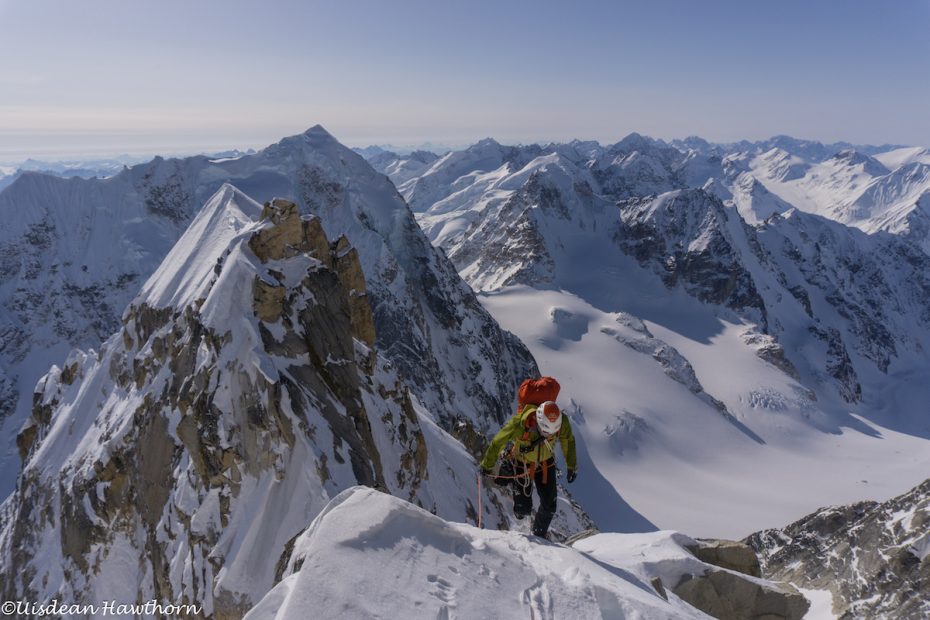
<box><xmin>2</xmin><ymin>0</ymin><xmax>928</xmax><ymax>161</ymax></box>
<box><xmin>1</xmin><ymin>124</ymin><xmax>920</xmax><ymax>166</ymax></box>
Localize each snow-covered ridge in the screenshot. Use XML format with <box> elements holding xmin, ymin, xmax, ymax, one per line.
<box><xmin>139</xmin><ymin>183</ymin><xmax>263</xmax><ymax>310</ymax></box>
<box><xmin>247</xmin><ymin>486</ymin><xmax>808</xmax><ymax>620</ymax></box>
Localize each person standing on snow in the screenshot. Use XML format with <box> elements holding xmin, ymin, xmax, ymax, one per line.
<box><xmin>479</xmin><ymin>377</ymin><xmax>577</xmax><ymax>539</ymax></box>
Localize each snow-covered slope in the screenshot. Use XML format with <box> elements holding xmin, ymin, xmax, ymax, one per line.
<box><xmin>0</xmin><ymin>125</ymin><xmax>534</xmax><ymax>498</ymax></box>
<box><xmin>247</xmin><ymin>486</ymin><xmax>808</xmax><ymax>620</ymax></box>
<box><xmin>399</xmin><ymin>135</ymin><xmax>930</xmax><ymax>538</ymax></box>
<box><xmin>0</xmin><ymin>188</ymin><xmax>582</xmax><ymax>615</ymax></box>
<box><xmin>742</xmin><ymin>146</ymin><xmax>930</xmax><ymax>250</ymax></box>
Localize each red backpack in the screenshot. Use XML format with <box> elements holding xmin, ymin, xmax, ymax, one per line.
<box><xmin>518</xmin><ymin>377</ymin><xmax>560</xmax><ymax>406</ymax></box>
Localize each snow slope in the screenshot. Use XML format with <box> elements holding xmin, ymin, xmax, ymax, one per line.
<box><xmin>248</xmin><ymin>487</ymin><xmax>805</xmax><ymax>620</ymax></box>
<box><xmin>744</xmin><ymin>147</ymin><xmax>930</xmax><ymax>249</ymax></box>
<box><xmin>482</xmin><ymin>286</ymin><xmax>930</xmax><ymax>538</ymax></box>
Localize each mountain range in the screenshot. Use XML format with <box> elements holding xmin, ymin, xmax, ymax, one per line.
<box><xmin>370</xmin><ymin>133</ymin><xmax>930</xmax><ymax>539</ymax></box>
<box><xmin>2</xmin><ymin>126</ymin><xmax>929</xmax><ymax>617</ymax></box>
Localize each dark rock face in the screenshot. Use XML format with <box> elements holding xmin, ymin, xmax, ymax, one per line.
<box><xmin>809</xmin><ymin>326</ymin><xmax>861</xmax><ymax>402</ymax></box>
<box><xmin>141</xmin><ymin>163</ymin><xmax>194</xmax><ymax>222</ymax></box>
<box><xmin>746</xmin><ymin>479</ymin><xmax>930</xmax><ymax>619</ymax></box>
<box><xmin>615</xmin><ymin>189</ymin><xmax>767</xmax><ymax>321</ymax></box>
<box><xmin>447</xmin><ymin>173</ymin><xmax>558</xmax><ymax>290</ymax></box>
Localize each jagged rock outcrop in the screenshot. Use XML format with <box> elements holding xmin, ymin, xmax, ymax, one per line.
<box><xmin>600</xmin><ymin>313</ymin><xmax>729</xmax><ymax>414</ymax></box>
<box><xmin>746</xmin><ymin>478</ymin><xmax>930</xmax><ymax>619</ymax></box>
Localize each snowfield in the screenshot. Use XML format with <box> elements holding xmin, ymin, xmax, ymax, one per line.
<box><xmin>482</xmin><ymin>286</ymin><xmax>930</xmax><ymax>538</ymax></box>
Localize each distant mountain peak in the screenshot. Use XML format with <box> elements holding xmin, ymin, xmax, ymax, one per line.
<box><xmin>470</xmin><ymin>137</ymin><xmax>502</xmax><ymax>150</ymax></box>
<box><xmin>303</xmin><ymin>123</ymin><xmax>334</xmax><ymax>138</ymax></box>
<box><xmin>829</xmin><ymin>149</ymin><xmax>890</xmax><ymax>176</ymax></box>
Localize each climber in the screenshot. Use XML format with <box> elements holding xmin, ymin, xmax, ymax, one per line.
<box><xmin>479</xmin><ymin>377</ymin><xmax>577</xmax><ymax>539</ymax></box>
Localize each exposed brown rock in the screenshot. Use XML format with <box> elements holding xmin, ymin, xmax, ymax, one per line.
<box><xmin>332</xmin><ymin>236</ymin><xmax>376</xmax><ymax>348</ymax></box>
<box><xmin>253</xmin><ymin>279</ymin><xmax>286</xmax><ymax>323</ymax></box>
<box><xmin>689</xmin><ymin>538</ymin><xmax>762</xmax><ymax>578</ymax></box>
<box><xmin>249</xmin><ymin>199</ymin><xmax>306</xmax><ymax>262</ymax></box>
<box><xmin>59</xmin><ymin>361</ymin><xmax>80</xmax><ymax>386</ymax></box>
<box><xmin>249</xmin><ymin>200</ymin><xmax>377</xmax><ymax>351</ymax></box>
<box><xmin>15</xmin><ymin>421</ymin><xmax>37</xmax><ymax>463</ymax></box>
<box><xmin>673</xmin><ymin>569</ymin><xmax>809</xmax><ymax>620</ymax></box>
<box><xmin>302</xmin><ymin>216</ymin><xmax>333</xmax><ymax>262</ymax></box>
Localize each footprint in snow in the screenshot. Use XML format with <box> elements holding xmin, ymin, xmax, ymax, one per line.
<box><xmin>427</xmin><ymin>573</ymin><xmax>457</xmax><ymax>605</ymax></box>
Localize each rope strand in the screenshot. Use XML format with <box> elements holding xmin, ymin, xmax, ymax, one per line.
<box><xmin>476</xmin><ymin>472</ymin><xmax>483</xmax><ymax>529</ymax></box>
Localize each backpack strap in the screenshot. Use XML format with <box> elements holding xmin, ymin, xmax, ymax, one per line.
<box><xmin>519</xmin><ymin>431</ymin><xmax>547</xmax><ymax>454</ymax></box>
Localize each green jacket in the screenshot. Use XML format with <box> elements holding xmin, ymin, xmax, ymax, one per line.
<box><xmin>480</xmin><ymin>404</ymin><xmax>577</xmax><ymax>471</ymax></box>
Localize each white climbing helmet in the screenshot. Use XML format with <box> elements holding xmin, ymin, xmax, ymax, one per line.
<box><xmin>535</xmin><ymin>401</ymin><xmax>562</xmax><ymax>436</ymax></box>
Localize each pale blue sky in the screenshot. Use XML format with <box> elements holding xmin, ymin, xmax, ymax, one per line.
<box><xmin>1</xmin><ymin>0</ymin><xmax>928</xmax><ymax>159</ymax></box>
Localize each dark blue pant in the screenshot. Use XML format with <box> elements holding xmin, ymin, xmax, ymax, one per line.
<box><xmin>512</xmin><ymin>458</ymin><xmax>557</xmax><ymax>536</ymax></box>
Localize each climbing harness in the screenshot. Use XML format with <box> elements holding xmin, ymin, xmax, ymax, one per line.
<box><xmin>494</xmin><ymin>431</ymin><xmax>558</xmax><ymax>491</ymax></box>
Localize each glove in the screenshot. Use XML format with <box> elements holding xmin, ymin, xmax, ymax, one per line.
<box><xmin>566</xmin><ymin>469</ymin><xmax>577</xmax><ymax>483</ymax></box>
